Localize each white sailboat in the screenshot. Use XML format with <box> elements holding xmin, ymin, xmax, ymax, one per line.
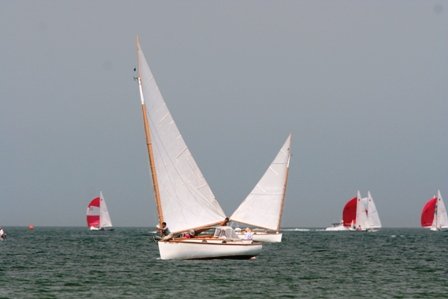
<box><xmin>230</xmin><ymin>135</ymin><xmax>291</xmax><ymax>242</ymax></box>
<box><xmin>354</xmin><ymin>191</ymin><xmax>382</xmax><ymax>232</ymax></box>
<box><xmin>421</xmin><ymin>190</ymin><xmax>448</xmax><ymax>231</ymax></box>
<box><xmin>0</xmin><ymin>227</ymin><xmax>6</xmax><ymax>240</ymax></box>
<box><xmin>86</xmin><ymin>191</ymin><xmax>113</xmax><ymax>231</ymax></box>
<box><xmin>135</xmin><ymin>37</ymin><xmax>262</xmax><ymax>259</ymax></box>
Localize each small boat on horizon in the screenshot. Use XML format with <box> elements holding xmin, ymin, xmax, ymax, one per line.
<box><xmin>86</xmin><ymin>191</ymin><xmax>113</xmax><ymax>231</ymax></box>
<box><xmin>0</xmin><ymin>226</ymin><xmax>6</xmax><ymax>240</ymax></box>
<box><xmin>421</xmin><ymin>190</ymin><xmax>448</xmax><ymax>231</ymax></box>
<box><xmin>325</xmin><ymin>191</ymin><xmax>382</xmax><ymax>232</ymax></box>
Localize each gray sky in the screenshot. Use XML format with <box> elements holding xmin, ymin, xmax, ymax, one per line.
<box><xmin>1</xmin><ymin>1</ymin><xmax>447</xmax><ymax>227</ymax></box>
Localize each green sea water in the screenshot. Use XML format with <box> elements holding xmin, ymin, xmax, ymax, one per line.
<box><xmin>0</xmin><ymin>227</ymin><xmax>447</xmax><ymax>298</ymax></box>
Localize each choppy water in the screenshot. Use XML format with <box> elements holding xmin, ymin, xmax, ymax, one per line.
<box><xmin>1</xmin><ymin>227</ymin><xmax>447</xmax><ymax>298</ymax></box>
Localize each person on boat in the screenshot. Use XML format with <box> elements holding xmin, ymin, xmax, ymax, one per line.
<box><xmin>160</xmin><ymin>222</ymin><xmax>170</xmax><ymax>236</ymax></box>
<box><xmin>154</xmin><ymin>222</ymin><xmax>171</xmax><ymax>241</ymax></box>
<box><xmin>183</xmin><ymin>230</ymin><xmax>195</xmax><ymax>239</ymax></box>
<box><xmin>221</xmin><ymin>217</ymin><xmax>230</xmax><ymax>226</ymax></box>
<box><xmin>243</xmin><ymin>228</ymin><xmax>253</xmax><ymax>240</ymax></box>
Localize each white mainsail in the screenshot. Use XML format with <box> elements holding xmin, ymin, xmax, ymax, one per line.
<box><xmin>355</xmin><ymin>191</ymin><xmax>369</xmax><ymax>230</ymax></box>
<box><xmin>230</xmin><ymin>134</ymin><xmax>291</xmax><ymax>231</ymax></box>
<box><xmin>434</xmin><ymin>190</ymin><xmax>448</xmax><ymax>229</ymax></box>
<box><xmin>366</xmin><ymin>191</ymin><xmax>381</xmax><ymax>229</ymax></box>
<box><xmin>99</xmin><ymin>191</ymin><xmax>113</xmax><ymax>229</ymax></box>
<box><xmin>136</xmin><ymin>38</ymin><xmax>226</xmax><ymax>233</ymax></box>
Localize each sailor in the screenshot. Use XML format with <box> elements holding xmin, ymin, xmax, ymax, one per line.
<box><xmin>154</xmin><ymin>222</ymin><xmax>171</xmax><ymax>241</ymax></box>
<box><xmin>183</xmin><ymin>230</ymin><xmax>195</xmax><ymax>239</ymax></box>
<box><xmin>243</xmin><ymin>227</ymin><xmax>253</xmax><ymax>240</ymax></box>
<box><xmin>221</xmin><ymin>217</ymin><xmax>230</xmax><ymax>226</ymax></box>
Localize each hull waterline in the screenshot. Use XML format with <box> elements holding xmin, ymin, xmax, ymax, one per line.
<box><xmin>158</xmin><ymin>239</ymin><xmax>262</xmax><ymax>260</ymax></box>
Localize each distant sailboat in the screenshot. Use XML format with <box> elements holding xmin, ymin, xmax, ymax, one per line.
<box><xmin>135</xmin><ymin>37</ymin><xmax>262</xmax><ymax>259</ymax></box>
<box><xmin>230</xmin><ymin>134</ymin><xmax>292</xmax><ymax>242</ymax></box>
<box><xmin>0</xmin><ymin>226</ymin><xmax>6</xmax><ymax>240</ymax></box>
<box><xmin>326</xmin><ymin>191</ymin><xmax>381</xmax><ymax>232</ymax></box>
<box><xmin>86</xmin><ymin>192</ymin><xmax>113</xmax><ymax>231</ymax></box>
<box><xmin>421</xmin><ymin>190</ymin><xmax>448</xmax><ymax>231</ymax></box>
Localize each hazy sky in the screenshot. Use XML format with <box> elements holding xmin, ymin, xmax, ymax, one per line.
<box><xmin>1</xmin><ymin>1</ymin><xmax>447</xmax><ymax>227</ymax></box>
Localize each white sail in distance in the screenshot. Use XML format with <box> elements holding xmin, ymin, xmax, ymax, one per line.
<box><xmin>136</xmin><ymin>38</ymin><xmax>226</xmax><ymax>233</ymax></box>
<box><xmin>355</xmin><ymin>191</ymin><xmax>369</xmax><ymax>230</ymax></box>
<box><xmin>366</xmin><ymin>191</ymin><xmax>381</xmax><ymax>229</ymax></box>
<box><xmin>435</xmin><ymin>190</ymin><xmax>448</xmax><ymax>229</ymax></box>
<box><xmin>99</xmin><ymin>191</ymin><xmax>113</xmax><ymax>228</ymax></box>
<box><xmin>230</xmin><ymin>134</ymin><xmax>292</xmax><ymax>231</ymax></box>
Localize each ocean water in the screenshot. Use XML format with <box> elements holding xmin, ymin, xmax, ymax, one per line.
<box><xmin>1</xmin><ymin>228</ymin><xmax>447</xmax><ymax>298</ymax></box>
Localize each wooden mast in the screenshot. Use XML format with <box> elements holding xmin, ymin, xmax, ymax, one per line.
<box><xmin>276</xmin><ymin>134</ymin><xmax>291</xmax><ymax>232</ymax></box>
<box><xmin>136</xmin><ymin>37</ymin><xmax>164</xmax><ymax>226</ymax></box>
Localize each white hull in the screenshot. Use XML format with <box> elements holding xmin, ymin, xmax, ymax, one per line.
<box><xmin>236</xmin><ymin>232</ymin><xmax>282</xmax><ymax>242</ymax></box>
<box><xmin>429</xmin><ymin>227</ymin><xmax>448</xmax><ymax>232</ymax></box>
<box><xmin>89</xmin><ymin>226</ymin><xmax>113</xmax><ymax>231</ymax></box>
<box><xmin>158</xmin><ymin>239</ymin><xmax>262</xmax><ymax>260</ymax></box>
<box><xmin>325</xmin><ymin>225</ymin><xmax>352</xmax><ymax>231</ymax></box>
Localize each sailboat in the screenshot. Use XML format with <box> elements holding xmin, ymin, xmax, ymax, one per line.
<box><xmin>0</xmin><ymin>226</ymin><xmax>6</xmax><ymax>240</ymax></box>
<box><xmin>86</xmin><ymin>191</ymin><xmax>113</xmax><ymax>231</ymax></box>
<box><xmin>421</xmin><ymin>190</ymin><xmax>448</xmax><ymax>231</ymax></box>
<box><xmin>135</xmin><ymin>37</ymin><xmax>262</xmax><ymax>260</ymax></box>
<box><xmin>354</xmin><ymin>191</ymin><xmax>382</xmax><ymax>232</ymax></box>
<box><xmin>325</xmin><ymin>191</ymin><xmax>381</xmax><ymax>232</ymax></box>
<box><xmin>230</xmin><ymin>134</ymin><xmax>291</xmax><ymax>242</ymax></box>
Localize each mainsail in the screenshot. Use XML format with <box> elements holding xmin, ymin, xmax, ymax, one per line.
<box><xmin>435</xmin><ymin>191</ymin><xmax>448</xmax><ymax>229</ymax></box>
<box><xmin>99</xmin><ymin>192</ymin><xmax>113</xmax><ymax>228</ymax></box>
<box><xmin>230</xmin><ymin>134</ymin><xmax>292</xmax><ymax>231</ymax></box>
<box><xmin>355</xmin><ymin>193</ymin><xmax>369</xmax><ymax>230</ymax></box>
<box><xmin>136</xmin><ymin>38</ymin><xmax>226</xmax><ymax>233</ymax></box>
<box><xmin>366</xmin><ymin>191</ymin><xmax>381</xmax><ymax>229</ymax></box>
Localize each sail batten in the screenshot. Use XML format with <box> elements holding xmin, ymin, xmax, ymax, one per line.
<box><xmin>231</xmin><ymin>135</ymin><xmax>291</xmax><ymax>231</ymax></box>
<box><xmin>137</xmin><ymin>38</ymin><xmax>226</xmax><ymax>233</ymax></box>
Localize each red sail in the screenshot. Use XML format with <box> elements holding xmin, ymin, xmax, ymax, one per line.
<box><xmin>86</xmin><ymin>197</ymin><xmax>101</xmax><ymax>228</ymax></box>
<box><xmin>342</xmin><ymin>197</ymin><xmax>357</xmax><ymax>227</ymax></box>
<box><xmin>421</xmin><ymin>197</ymin><xmax>437</xmax><ymax>227</ymax></box>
